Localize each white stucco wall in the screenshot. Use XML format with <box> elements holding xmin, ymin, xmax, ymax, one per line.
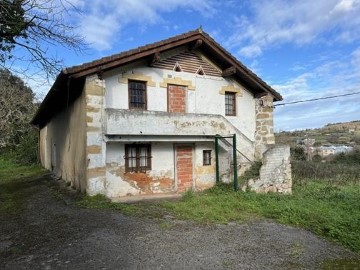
<box><xmin>103</xmin><ymin>50</ymin><xmax>256</xmax><ymax>141</ymax></box>
<box><xmin>194</xmin><ymin>142</ymin><xmax>216</xmax><ymax>189</ymax></box>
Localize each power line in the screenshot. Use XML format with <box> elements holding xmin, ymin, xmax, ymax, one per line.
<box><xmin>274</xmin><ymin>91</ymin><xmax>360</xmax><ymax>107</ymax></box>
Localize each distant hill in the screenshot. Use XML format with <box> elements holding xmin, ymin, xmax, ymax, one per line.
<box><xmin>275</xmin><ymin>121</ymin><xmax>360</xmax><ymax>147</ymax></box>
<box><xmin>324</xmin><ymin>121</ymin><xmax>360</xmax><ymax>132</ymax></box>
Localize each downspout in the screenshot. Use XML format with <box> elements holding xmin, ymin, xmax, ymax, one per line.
<box><xmin>215</xmin><ymin>136</ymin><xmax>219</xmax><ymax>183</ymax></box>
<box><xmin>233</xmin><ymin>134</ymin><xmax>238</xmax><ymax>191</ymax></box>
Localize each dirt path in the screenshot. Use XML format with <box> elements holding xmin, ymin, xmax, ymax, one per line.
<box><xmin>0</xmin><ymin>173</ymin><xmax>359</xmax><ymax>269</ymax></box>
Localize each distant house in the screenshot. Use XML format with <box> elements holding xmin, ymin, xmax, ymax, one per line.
<box><xmin>318</xmin><ymin>145</ymin><xmax>353</xmax><ymax>157</ymax></box>
<box><xmin>31</xmin><ymin>29</ymin><xmax>289</xmax><ymax>199</ymax></box>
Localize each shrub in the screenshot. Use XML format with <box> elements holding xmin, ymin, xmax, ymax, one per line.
<box><xmin>291</xmin><ymin>146</ymin><xmax>306</xmax><ymax>161</ymax></box>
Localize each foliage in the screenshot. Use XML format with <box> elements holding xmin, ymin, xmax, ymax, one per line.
<box><xmin>0</xmin><ymin>0</ymin><xmax>85</xmax><ymax>79</ymax></box>
<box><xmin>0</xmin><ymin>68</ymin><xmax>38</xmax><ymax>164</ymax></box>
<box><xmin>291</xmin><ymin>146</ymin><xmax>306</xmax><ymax>161</ymax></box>
<box><xmin>331</xmin><ymin>148</ymin><xmax>360</xmax><ymax>165</ymax></box>
<box><xmin>0</xmin><ymin>156</ymin><xmax>44</xmax><ymax>213</ymax></box>
<box><xmin>238</xmin><ymin>161</ymin><xmax>262</xmax><ymax>187</ymax></box>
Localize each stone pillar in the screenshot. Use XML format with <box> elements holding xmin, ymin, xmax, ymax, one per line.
<box><xmin>255</xmin><ymin>95</ymin><xmax>275</xmax><ymax>160</ymax></box>
<box><xmin>85</xmin><ymin>74</ymin><xmax>106</xmax><ymax>195</ymax></box>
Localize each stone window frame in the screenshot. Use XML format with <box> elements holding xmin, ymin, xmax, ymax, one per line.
<box><xmin>128</xmin><ymin>80</ymin><xmax>147</xmax><ymax>110</ymax></box>
<box><xmin>124</xmin><ymin>144</ymin><xmax>152</xmax><ymax>173</ymax></box>
<box><xmin>203</xmin><ymin>150</ymin><xmax>212</xmax><ymax>166</ymax></box>
<box><xmin>225</xmin><ymin>91</ymin><xmax>236</xmax><ymax>116</ymax></box>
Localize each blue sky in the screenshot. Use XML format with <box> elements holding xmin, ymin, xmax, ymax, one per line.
<box><xmin>22</xmin><ymin>0</ymin><xmax>360</xmax><ymax>131</ymax></box>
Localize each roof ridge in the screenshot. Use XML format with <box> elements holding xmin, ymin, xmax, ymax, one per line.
<box><xmin>63</xmin><ymin>28</ymin><xmax>201</xmax><ymax>75</ymax></box>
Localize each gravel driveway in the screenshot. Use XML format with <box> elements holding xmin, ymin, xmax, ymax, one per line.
<box><xmin>1</xmin><ymin>173</ymin><xmax>359</xmax><ymax>269</ymax></box>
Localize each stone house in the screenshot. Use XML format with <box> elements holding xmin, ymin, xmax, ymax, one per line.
<box><xmin>31</xmin><ymin>29</ymin><xmax>289</xmax><ymax>199</ymax></box>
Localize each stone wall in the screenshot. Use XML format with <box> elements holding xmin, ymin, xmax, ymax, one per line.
<box><xmin>85</xmin><ymin>74</ymin><xmax>107</xmax><ymax>195</ymax></box>
<box><xmin>244</xmin><ymin>145</ymin><xmax>292</xmax><ymax>194</ymax></box>
<box><xmin>255</xmin><ymin>95</ymin><xmax>275</xmax><ymax>160</ymax></box>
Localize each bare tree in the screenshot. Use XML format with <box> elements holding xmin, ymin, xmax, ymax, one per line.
<box><xmin>0</xmin><ymin>69</ymin><xmax>36</xmax><ymax>147</ymax></box>
<box><xmin>0</xmin><ymin>0</ymin><xmax>85</xmax><ymax>80</ymax></box>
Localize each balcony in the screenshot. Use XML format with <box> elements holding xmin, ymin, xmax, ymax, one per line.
<box><xmin>105</xmin><ymin>109</ymin><xmax>254</xmax><ymax>161</ymax></box>
<box><xmin>106</xmin><ymin>109</ymin><xmax>242</xmax><ymax>136</ymax></box>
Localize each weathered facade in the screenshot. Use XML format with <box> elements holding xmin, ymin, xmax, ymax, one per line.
<box><xmin>32</xmin><ymin>29</ymin><xmax>288</xmax><ymax>199</ymax></box>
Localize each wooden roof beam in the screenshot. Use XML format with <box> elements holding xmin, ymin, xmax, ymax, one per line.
<box><xmin>149</xmin><ymin>52</ymin><xmax>161</xmax><ymax>66</ymax></box>
<box><xmin>222</xmin><ymin>66</ymin><xmax>236</xmax><ymax>77</ymax></box>
<box><xmin>189</xmin><ymin>39</ymin><xmax>203</xmax><ymax>51</ymax></box>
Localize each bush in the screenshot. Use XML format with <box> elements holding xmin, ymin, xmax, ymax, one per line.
<box><xmin>291</xmin><ymin>146</ymin><xmax>306</xmax><ymax>161</ymax></box>
<box><xmin>331</xmin><ymin>148</ymin><xmax>360</xmax><ymax>165</ymax></box>
<box><xmin>0</xmin><ymin>128</ymin><xmax>38</xmax><ymax>165</ymax></box>
<box><xmin>292</xmin><ymin>160</ymin><xmax>360</xmax><ymax>186</ymax></box>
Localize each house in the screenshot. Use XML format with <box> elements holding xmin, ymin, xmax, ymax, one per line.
<box><xmin>31</xmin><ymin>28</ymin><xmax>289</xmax><ymax>199</ymax></box>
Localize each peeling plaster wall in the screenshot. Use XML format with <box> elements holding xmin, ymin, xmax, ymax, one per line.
<box><xmin>38</xmin><ymin>86</ymin><xmax>87</xmax><ymax>191</ymax></box>
<box><xmin>101</xmin><ymin>141</ymin><xmax>219</xmax><ymax>198</ymax></box>
<box><xmin>106</xmin><ymin>110</ymin><xmax>254</xmax><ymax>162</ymax></box>
<box><xmin>103</xmin><ymin>50</ymin><xmax>256</xmax><ymax>141</ymax></box>
<box><xmin>104</xmin><ymin>142</ymin><xmax>175</xmax><ymax>198</ymax></box>
<box><xmin>194</xmin><ymin>142</ymin><xmax>216</xmax><ymax>190</ymax></box>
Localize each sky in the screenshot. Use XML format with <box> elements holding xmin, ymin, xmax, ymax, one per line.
<box><xmin>21</xmin><ymin>0</ymin><xmax>360</xmax><ymax>131</ymax></box>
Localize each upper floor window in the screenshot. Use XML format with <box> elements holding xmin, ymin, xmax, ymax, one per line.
<box><xmin>129</xmin><ymin>80</ymin><xmax>147</xmax><ymax>110</ymax></box>
<box><xmin>225</xmin><ymin>92</ymin><xmax>236</xmax><ymax>116</ymax></box>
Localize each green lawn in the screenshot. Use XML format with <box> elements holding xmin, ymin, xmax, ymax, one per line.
<box><xmin>0</xmin><ymin>157</ymin><xmax>45</xmax><ymax>214</ymax></box>
<box><xmin>160</xmin><ymin>182</ymin><xmax>360</xmax><ymax>252</ymax></box>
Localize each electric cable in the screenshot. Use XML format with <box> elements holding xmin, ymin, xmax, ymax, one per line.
<box><xmin>274</xmin><ymin>91</ymin><xmax>360</xmax><ymax>107</ymax></box>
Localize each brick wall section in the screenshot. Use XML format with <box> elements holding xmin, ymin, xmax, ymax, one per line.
<box><xmin>243</xmin><ymin>145</ymin><xmax>292</xmax><ymax>194</ymax></box>
<box><xmin>168</xmin><ymin>85</ymin><xmax>186</xmax><ymax>113</ymax></box>
<box><xmin>255</xmin><ymin>95</ymin><xmax>275</xmax><ymax>160</ymax></box>
<box><xmin>176</xmin><ymin>146</ymin><xmax>193</xmax><ymax>192</ymax></box>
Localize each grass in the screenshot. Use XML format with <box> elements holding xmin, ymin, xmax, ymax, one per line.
<box><xmin>77</xmin><ymin>194</ymin><xmax>141</xmax><ymax>215</ymax></box>
<box><xmin>74</xmin><ymin>159</ymin><xmax>360</xmax><ymax>252</ymax></box>
<box><xmin>160</xmin><ymin>182</ymin><xmax>360</xmax><ymax>251</ymax></box>
<box><xmin>1</xmin><ymin>154</ymin><xmax>359</xmax><ymax>252</ymax></box>
<box><xmin>0</xmin><ymin>156</ymin><xmax>45</xmax><ymax>214</ymax></box>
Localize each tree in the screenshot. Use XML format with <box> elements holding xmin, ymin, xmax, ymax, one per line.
<box><xmin>0</xmin><ymin>0</ymin><xmax>84</xmax><ymax>80</ymax></box>
<box><xmin>0</xmin><ymin>68</ymin><xmax>38</xmax><ymax>163</ymax></box>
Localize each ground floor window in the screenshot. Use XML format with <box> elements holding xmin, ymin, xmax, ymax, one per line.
<box><xmin>203</xmin><ymin>150</ymin><xmax>212</xmax><ymax>166</ymax></box>
<box><xmin>125</xmin><ymin>144</ymin><xmax>151</xmax><ymax>172</ymax></box>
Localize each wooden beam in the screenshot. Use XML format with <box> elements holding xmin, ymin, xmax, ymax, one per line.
<box><xmin>189</xmin><ymin>39</ymin><xmax>203</xmax><ymax>51</ymax></box>
<box><xmin>149</xmin><ymin>52</ymin><xmax>161</xmax><ymax>66</ymax></box>
<box><xmin>222</xmin><ymin>66</ymin><xmax>236</xmax><ymax>77</ymax></box>
<box><xmin>70</xmin><ymin>35</ymin><xmax>200</xmax><ymax>78</ymax></box>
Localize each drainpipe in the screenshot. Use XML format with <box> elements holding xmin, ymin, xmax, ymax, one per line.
<box><xmin>233</xmin><ymin>134</ymin><xmax>238</xmax><ymax>191</ymax></box>
<box><xmin>215</xmin><ymin>136</ymin><xmax>219</xmax><ymax>183</ymax></box>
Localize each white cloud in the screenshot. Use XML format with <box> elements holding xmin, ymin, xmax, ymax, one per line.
<box><xmin>65</xmin><ymin>0</ymin><xmax>215</xmax><ymax>51</ymax></box>
<box><xmin>227</xmin><ymin>0</ymin><xmax>360</xmax><ymax>58</ymax></box>
<box><xmin>273</xmin><ymin>46</ymin><xmax>360</xmax><ymax>130</ymax></box>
